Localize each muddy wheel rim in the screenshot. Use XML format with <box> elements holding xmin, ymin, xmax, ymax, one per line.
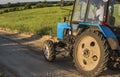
<box><xmin>77</xmin><ymin>36</ymin><xmax>100</xmax><ymax>71</ymax></box>
<box><xmin>44</xmin><ymin>44</ymin><xmax>50</xmax><ymax>59</ymax></box>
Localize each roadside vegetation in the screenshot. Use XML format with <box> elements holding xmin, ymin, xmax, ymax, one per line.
<box><xmin>0</xmin><ymin>6</ymin><xmax>72</xmax><ymax>36</ymax></box>
<box><xmin>0</xmin><ymin>1</ymin><xmax>73</xmax><ymax>36</ymax></box>
<box><xmin>0</xmin><ymin>1</ymin><xmax>73</xmax><ymax>14</ymax></box>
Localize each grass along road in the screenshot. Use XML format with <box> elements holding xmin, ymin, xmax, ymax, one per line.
<box><xmin>0</xmin><ymin>6</ymin><xmax>72</xmax><ymax>36</ymax></box>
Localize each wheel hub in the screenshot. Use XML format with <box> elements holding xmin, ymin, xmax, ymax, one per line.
<box><xmin>82</xmin><ymin>49</ymin><xmax>90</xmax><ymax>58</ymax></box>
<box><xmin>44</xmin><ymin>45</ymin><xmax>50</xmax><ymax>58</ymax></box>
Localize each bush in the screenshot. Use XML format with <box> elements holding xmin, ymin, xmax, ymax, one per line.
<box><xmin>5</xmin><ymin>8</ymin><xmax>15</xmax><ymax>12</ymax></box>
<box><xmin>0</xmin><ymin>11</ymin><xmax>3</xmax><ymax>14</ymax></box>
<box><xmin>55</xmin><ymin>3</ymin><xmax>61</xmax><ymax>7</ymax></box>
<box><xmin>35</xmin><ymin>2</ymin><xmax>53</xmax><ymax>8</ymax></box>
<box><xmin>24</xmin><ymin>3</ymin><xmax>32</xmax><ymax>9</ymax></box>
<box><xmin>43</xmin><ymin>3</ymin><xmax>48</xmax><ymax>7</ymax></box>
<box><xmin>15</xmin><ymin>7</ymin><xmax>20</xmax><ymax>11</ymax></box>
<box><xmin>2</xmin><ymin>7</ymin><xmax>20</xmax><ymax>14</ymax></box>
<box><xmin>7</xmin><ymin>8</ymin><xmax>11</xmax><ymax>12</ymax></box>
<box><xmin>19</xmin><ymin>7</ymin><xmax>24</xmax><ymax>11</ymax></box>
<box><xmin>3</xmin><ymin>9</ymin><xmax>9</xmax><ymax>13</ymax></box>
<box><xmin>9</xmin><ymin>8</ymin><xmax>13</xmax><ymax>12</ymax></box>
<box><xmin>35</xmin><ymin>3</ymin><xmax>45</xmax><ymax>8</ymax></box>
<box><xmin>64</xmin><ymin>1</ymin><xmax>73</xmax><ymax>6</ymax></box>
<box><xmin>47</xmin><ymin>4</ymin><xmax>53</xmax><ymax>7</ymax></box>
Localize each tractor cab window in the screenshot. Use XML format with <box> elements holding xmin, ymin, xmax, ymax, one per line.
<box><xmin>86</xmin><ymin>0</ymin><xmax>105</xmax><ymax>24</ymax></box>
<box><xmin>72</xmin><ymin>0</ymin><xmax>88</xmax><ymax>22</ymax></box>
<box><xmin>107</xmin><ymin>0</ymin><xmax>120</xmax><ymax>27</ymax></box>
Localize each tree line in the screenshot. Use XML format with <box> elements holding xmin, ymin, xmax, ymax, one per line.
<box><xmin>0</xmin><ymin>1</ymin><xmax>73</xmax><ymax>14</ymax></box>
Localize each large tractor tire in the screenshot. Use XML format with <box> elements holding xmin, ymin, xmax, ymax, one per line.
<box><xmin>73</xmin><ymin>30</ymin><xmax>109</xmax><ymax>77</ymax></box>
<box><xmin>108</xmin><ymin>61</ymin><xmax>120</xmax><ymax>71</ymax></box>
<box><xmin>43</xmin><ymin>40</ymin><xmax>56</xmax><ymax>62</ymax></box>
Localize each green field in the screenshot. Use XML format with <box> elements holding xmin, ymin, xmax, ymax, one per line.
<box><xmin>0</xmin><ymin>6</ymin><xmax>72</xmax><ymax>36</ymax></box>
<box><xmin>0</xmin><ymin>5</ymin><xmax>119</xmax><ymax>36</ymax></box>
<box><xmin>113</xmin><ymin>4</ymin><xmax>120</xmax><ymax>26</ymax></box>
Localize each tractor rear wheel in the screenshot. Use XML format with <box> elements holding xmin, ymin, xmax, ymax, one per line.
<box><xmin>43</xmin><ymin>40</ymin><xmax>56</xmax><ymax>62</ymax></box>
<box><xmin>108</xmin><ymin>61</ymin><xmax>120</xmax><ymax>71</ymax></box>
<box><xmin>73</xmin><ymin>30</ymin><xmax>109</xmax><ymax>77</ymax></box>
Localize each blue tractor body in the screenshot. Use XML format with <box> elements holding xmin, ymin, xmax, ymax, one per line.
<box><xmin>57</xmin><ymin>23</ymin><xmax>71</xmax><ymax>39</ymax></box>
<box><xmin>57</xmin><ymin>22</ymin><xmax>116</xmax><ymax>39</ymax></box>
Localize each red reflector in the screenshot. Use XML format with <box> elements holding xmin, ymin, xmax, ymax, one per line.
<box><xmin>102</xmin><ymin>21</ymin><xmax>108</xmax><ymax>26</ymax></box>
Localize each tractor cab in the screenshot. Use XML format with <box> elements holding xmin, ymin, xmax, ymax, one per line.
<box><xmin>72</xmin><ymin>0</ymin><xmax>105</xmax><ymax>24</ymax></box>
<box><xmin>72</xmin><ymin>0</ymin><xmax>120</xmax><ymax>26</ymax></box>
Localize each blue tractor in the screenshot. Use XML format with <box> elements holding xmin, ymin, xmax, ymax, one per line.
<box><xmin>43</xmin><ymin>0</ymin><xmax>120</xmax><ymax>76</ymax></box>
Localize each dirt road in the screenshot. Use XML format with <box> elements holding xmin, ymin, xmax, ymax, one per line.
<box><xmin>0</xmin><ymin>32</ymin><xmax>120</xmax><ymax>77</ymax></box>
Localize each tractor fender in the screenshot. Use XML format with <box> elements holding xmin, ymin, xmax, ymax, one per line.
<box><xmin>107</xmin><ymin>38</ymin><xmax>120</xmax><ymax>50</ymax></box>
<box><xmin>96</xmin><ymin>25</ymin><xmax>119</xmax><ymax>50</ymax></box>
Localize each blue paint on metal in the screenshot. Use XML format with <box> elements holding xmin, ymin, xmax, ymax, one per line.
<box><xmin>78</xmin><ymin>22</ymin><xmax>116</xmax><ymax>38</ymax></box>
<box><xmin>57</xmin><ymin>22</ymin><xmax>70</xmax><ymax>39</ymax></box>
<box><xmin>57</xmin><ymin>22</ymin><xmax>116</xmax><ymax>40</ymax></box>
<box><xmin>98</xmin><ymin>26</ymin><xmax>116</xmax><ymax>38</ymax></box>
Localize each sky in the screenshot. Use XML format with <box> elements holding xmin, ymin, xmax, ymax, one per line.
<box><xmin>0</xmin><ymin>0</ymin><xmax>59</xmax><ymax>4</ymax></box>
